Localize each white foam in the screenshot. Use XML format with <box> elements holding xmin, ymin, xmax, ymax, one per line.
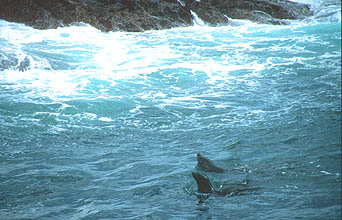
<box><xmin>320</xmin><ymin>170</ymin><xmax>332</xmax><ymax>175</ymax></box>
<box><xmin>98</xmin><ymin>117</ymin><xmax>113</xmax><ymax>122</ymax></box>
<box><xmin>190</xmin><ymin>11</ymin><xmax>206</xmax><ymax>27</ymax></box>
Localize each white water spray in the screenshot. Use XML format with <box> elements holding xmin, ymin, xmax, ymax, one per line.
<box><xmin>190</xmin><ymin>10</ymin><xmax>206</xmax><ymax>26</ymax></box>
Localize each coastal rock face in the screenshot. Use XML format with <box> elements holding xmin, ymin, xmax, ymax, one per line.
<box><xmin>0</xmin><ymin>0</ymin><xmax>192</xmax><ymax>31</ymax></box>
<box><xmin>0</xmin><ymin>0</ymin><xmax>313</xmax><ymax>32</ymax></box>
<box><xmin>185</xmin><ymin>0</ymin><xmax>313</xmax><ymax>25</ymax></box>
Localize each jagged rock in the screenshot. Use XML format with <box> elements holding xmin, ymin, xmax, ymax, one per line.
<box><xmin>184</xmin><ymin>0</ymin><xmax>313</xmax><ymax>25</ymax></box>
<box><xmin>0</xmin><ymin>0</ymin><xmax>313</xmax><ymax>32</ymax></box>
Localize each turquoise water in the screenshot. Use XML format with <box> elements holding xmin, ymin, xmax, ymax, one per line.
<box><xmin>0</xmin><ymin>1</ymin><xmax>341</xmax><ymax>219</ymax></box>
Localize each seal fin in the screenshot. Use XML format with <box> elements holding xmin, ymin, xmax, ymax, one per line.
<box><xmin>196</xmin><ymin>153</ymin><xmax>225</xmax><ymax>173</ymax></box>
<box><xmin>192</xmin><ymin>172</ymin><xmax>214</xmax><ymax>193</ymax></box>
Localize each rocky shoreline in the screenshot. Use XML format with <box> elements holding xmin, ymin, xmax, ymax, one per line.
<box><xmin>0</xmin><ymin>0</ymin><xmax>313</xmax><ymax>32</ymax></box>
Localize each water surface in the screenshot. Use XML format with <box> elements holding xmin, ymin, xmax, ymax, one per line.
<box><xmin>0</xmin><ymin>1</ymin><xmax>341</xmax><ymax>219</ymax></box>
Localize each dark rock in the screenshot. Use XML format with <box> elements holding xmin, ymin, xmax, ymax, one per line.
<box><xmin>184</xmin><ymin>0</ymin><xmax>313</xmax><ymax>25</ymax></box>
<box><xmin>0</xmin><ymin>0</ymin><xmax>313</xmax><ymax>32</ymax></box>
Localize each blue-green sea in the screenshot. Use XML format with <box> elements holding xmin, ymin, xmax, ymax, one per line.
<box><xmin>0</xmin><ymin>0</ymin><xmax>341</xmax><ymax>219</ymax></box>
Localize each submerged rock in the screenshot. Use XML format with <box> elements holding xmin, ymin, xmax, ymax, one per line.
<box><xmin>0</xmin><ymin>0</ymin><xmax>313</xmax><ymax>32</ymax></box>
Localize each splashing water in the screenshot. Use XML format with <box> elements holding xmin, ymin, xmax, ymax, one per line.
<box><xmin>0</xmin><ymin>0</ymin><xmax>341</xmax><ymax>219</ymax></box>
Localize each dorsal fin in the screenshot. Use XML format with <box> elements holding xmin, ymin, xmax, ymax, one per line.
<box><xmin>192</xmin><ymin>172</ymin><xmax>215</xmax><ymax>193</ymax></box>
<box><xmin>196</xmin><ymin>153</ymin><xmax>225</xmax><ymax>173</ymax></box>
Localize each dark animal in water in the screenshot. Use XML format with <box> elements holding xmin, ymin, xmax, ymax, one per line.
<box><xmin>192</xmin><ymin>172</ymin><xmax>255</xmax><ymax>196</ymax></box>
<box><xmin>196</xmin><ymin>153</ymin><xmax>225</xmax><ymax>173</ymax></box>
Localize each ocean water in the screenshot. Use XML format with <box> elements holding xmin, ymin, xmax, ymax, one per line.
<box><xmin>0</xmin><ymin>1</ymin><xmax>341</xmax><ymax>219</ymax></box>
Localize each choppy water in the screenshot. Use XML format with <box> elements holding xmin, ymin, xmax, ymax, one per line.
<box><xmin>0</xmin><ymin>1</ymin><xmax>341</xmax><ymax>219</ymax></box>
